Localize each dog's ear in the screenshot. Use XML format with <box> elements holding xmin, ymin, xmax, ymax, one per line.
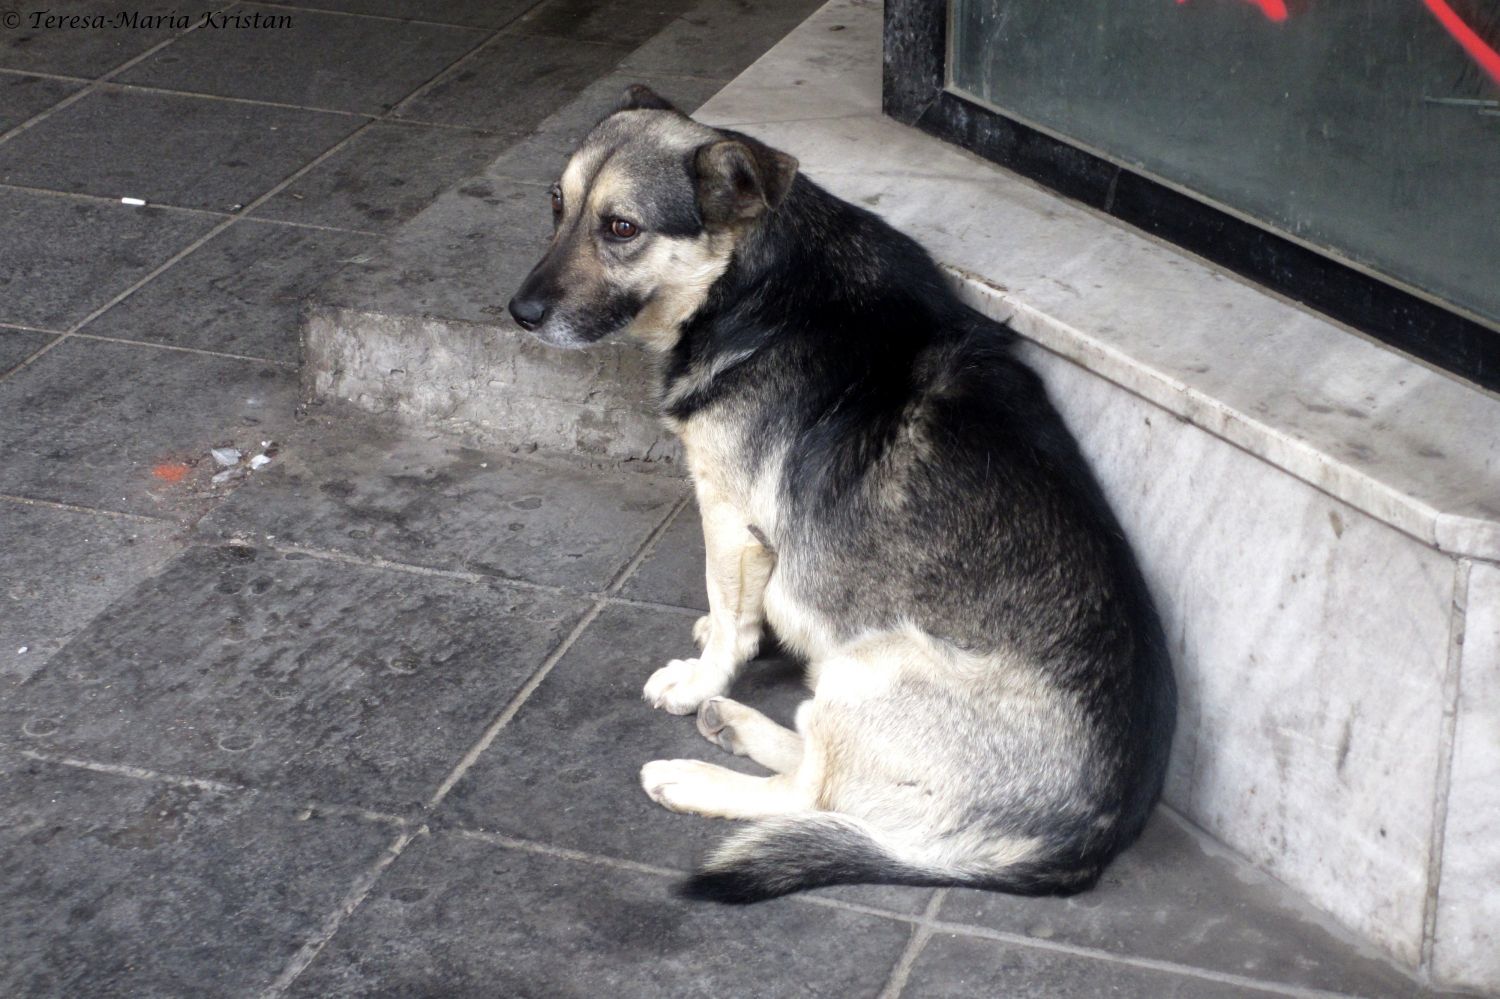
<box><xmin>615</xmin><ymin>84</ymin><xmax>678</xmax><ymax>114</ymax></box>
<box><xmin>694</xmin><ymin>138</ymin><xmax>800</xmax><ymax>225</ymax></box>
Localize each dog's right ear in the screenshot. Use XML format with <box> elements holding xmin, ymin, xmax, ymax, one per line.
<box><xmin>614</xmin><ymin>84</ymin><xmax>678</xmax><ymax>114</ymax></box>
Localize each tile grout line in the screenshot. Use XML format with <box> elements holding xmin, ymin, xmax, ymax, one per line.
<box><xmin>15</xmin><ymin>749</ymin><xmax>409</xmax><ymax>829</ymax></box>
<box><xmin>381</xmin><ymin>0</ymin><xmax>555</xmax><ymax>119</ymax></box>
<box><xmin>259</xmin><ymin>492</ymin><xmax>689</xmax><ymax>996</ymax></box>
<box><xmin>0</xmin><ymin>491</ymin><xmax>175</xmax><ymax>525</ymax></box>
<box><xmin>418</xmin><ymin>492</ymin><xmax>692</xmax><ymax>811</ymax></box>
<box><xmin>66</xmin><ymin>331</ymin><xmax>299</xmax><ymax>367</ymax></box>
<box><xmin>258</xmin><ymin>825</ymin><xmax>420</xmax><ymax>999</ymax></box>
<box><xmin>875</xmin><ymin>890</ymin><xmax>946</xmax><ymax>999</ymax></box>
<box><xmin>1419</xmin><ymin>557</ymin><xmax>1472</xmax><ymax>975</ymax></box>
<box><xmin>249</xmin><ymin>0</ymin><xmax>518</xmax><ymax>30</ymax></box>
<box><xmin>0</xmin><ymin>183</ymin><xmax>384</xmax><ymax>234</ymax></box>
<box><xmin>0</xmin><ymin>336</ymin><xmax>66</xmax><ymax>385</ymax></box>
<box><xmin>0</xmin><ymin>1</ymin><xmax>235</xmax><ymax>148</ymax></box>
<box><xmin>920</xmin><ymin>918</ymin><xmax>1362</xmax><ymax>999</ymax></box>
<box><xmin>50</xmin><ymin>0</ymin><xmax>543</xmax><ymax>345</ymax></box>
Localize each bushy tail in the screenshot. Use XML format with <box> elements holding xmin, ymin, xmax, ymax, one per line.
<box><xmin>680</xmin><ymin>813</ymin><xmax>1091</xmax><ymax>905</ymax></box>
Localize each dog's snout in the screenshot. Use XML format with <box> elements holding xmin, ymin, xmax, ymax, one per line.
<box><xmin>508</xmin><ymin>295</ymin><xmax>546</xmax><ymax>331</ymax></box>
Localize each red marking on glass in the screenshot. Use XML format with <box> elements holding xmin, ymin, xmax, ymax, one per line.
<box><xmin>1175</xmin><ymin>0</ymin><xmax>1288</xmax><ymax>21</ymax></box>
<box><xmin>1421</xmin><ymin>0</ymin><xmax>1500</xmax><ymax>85</ymax></box>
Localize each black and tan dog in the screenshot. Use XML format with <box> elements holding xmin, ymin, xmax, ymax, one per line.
<box><xmin>508</xmin><ymin>86</ymin><xmax>1176</xmax><ymax>904</ymax></box>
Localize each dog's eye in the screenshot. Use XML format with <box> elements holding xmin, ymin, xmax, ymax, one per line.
<box><xmin>550</xmin><ymin>188</ymin><xmax>563</xmax><ymax>216</ymax></box>
<box><xmin>608</xmin><ymin>218</ymin><xmax>639</xmax><ymax>240</ymax></box>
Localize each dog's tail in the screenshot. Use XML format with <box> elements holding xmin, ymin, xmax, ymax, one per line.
<box><xmin>680</xmin><ymin>812</ymin><xmax>1091</xmax><ymax>904</ymax></box>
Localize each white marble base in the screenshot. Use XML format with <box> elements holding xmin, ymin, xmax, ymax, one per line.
<box><xmin>699</xmin><ymin>1</ymin><xmax>1500</xmax><ymax>990</ymax></box>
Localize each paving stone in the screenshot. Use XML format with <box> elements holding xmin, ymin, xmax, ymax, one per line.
<box><xmin>515</xmin><ymin>0</ymin><xmax>696</xmax><ymax>47</ymax></box>
<box><xmin>0</xmin><ymin>338</ymin><xmax>297</xmax><ymax>520</ymax></box>
<box><xmin>899</xmin><ymin>932</ymin><xmax>1268</xmax><ymax>999</ymax></box>
<box><xmin>0</xmin><ymin>755</ymin><xmax>397</xmax><ymax>999</ymax></box>
<box><xmin>482</xmin><ymin>69</ymin><xmax>732</xmax><ymax>187</ymax></box>
<box><xmin>0</xmin><ymin>503</ymin><xmax>181</xmax><ymax>685</ymax></box>
<box><xmin>619</xmin><ymin>501</ymin><xmax>708</xmax><ymax>610</ymax></box>
<box><xmin>393</xmin><ymin>30</ymin><xmax>626</xmax><ymax>132</ymax></box>
<box><xmin>0</xmin><ymin>1</ymin><xmax>184</xmax><ymax>77</ymax></box>
<box><xmin>119</xmin><ymin>5</ymin><xmax>485</xmax><ymax>114</ymax></box>
<box><xmin>288</xmin><ymin>829</ymin><xmax>912</xmax><ymax>998</ymax></box>
<box><xmin>436</xmin><ymin>602</ymin><xmax>933</xmax><ymax>914</ymax></box>
<box><xmin>619</xmin><ymin>0</ymin><xmax>825</xmax><ymax>81</ymax></box>
<box><xmin>197</xmin><ymin>415</ymin><xmax>683</xmax><ymax>591</ymax></box>
<box><xmin>0</xmin><ymin>329</ymin><xmax>54</xmax><ymax>373</ymax></box>
<box><xmin>0</xmin><ymin>189</ymin><xmax>218</xmax><ymax>330</ymax></box>
<box><xmin>280</xmin><ymin>0</ymin><xmax>537</xmax><ymax>28</ymax></box>
<box><xmin>252</xmin><ymin>121</ymin><xmax>520</xmax><ymax>233</ymax></box>
<box><xmin>4</xmin><ymin>544</ymin><xmax>591</xmax><ymax>813</ymax></box>
<box><xmin>0</xmin><ymin>72</ymin><xmax>81</xmax><ymax>131</ymax></box>
<box><xmin>939</xmin><ymin>810</ymin><xmax>1421</xmax><ymax>997</ymax></box>
<box><xmin>82</xmin><ymin>220</ymin><xmax>374</xmax><ymax>361</ymax></box>
<box><xmin>318</xmin><ymin>174</ymin><xmax>550</xmax><ymax>325</ymax></box>
<box><xmin>0</xmin><ymin>86</ymin><xmax>362</xmax><ymax>211</ymax></box>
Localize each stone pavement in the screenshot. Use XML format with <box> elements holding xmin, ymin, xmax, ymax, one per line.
<box><xmin>0</xmin><ymin>2</ymin><xmax>1473</xmax><ymax>997</ymax></box>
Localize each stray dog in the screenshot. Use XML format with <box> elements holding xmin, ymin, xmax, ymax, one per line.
<box><xmin>508</xmin><ymin>86</ymin><xmax>1176</xmax><ymax>903</ymax></box>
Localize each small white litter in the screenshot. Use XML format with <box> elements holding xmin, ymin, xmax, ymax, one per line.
<box><xmin>121</xmin><ymin>197</ymin><xmax>146</xmax><ymax>206</ymax></box>
<box><xmin>212</xmin><ymin>469</ymin><xmax>241</xmax><ymax>485</ymax></box>
<box><xmin>16</xmin><ymin>646</ymin><xmax>27</xmax><ymax>655</ymax></box>
<box><xmin>249</xmin><ymin>454</ymin><xmax>272</xmax><ymax>470</ymax></box>
<box><xmin>210</xmin><ymin>446</ymin><xmax>242</xmax><ymax>467</ymax></box>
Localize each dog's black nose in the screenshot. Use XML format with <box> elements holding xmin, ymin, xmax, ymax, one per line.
<box><xmin>508</xmin><ymin>296</ymin><xmax>546</xmax><ymax>331</ymax></box>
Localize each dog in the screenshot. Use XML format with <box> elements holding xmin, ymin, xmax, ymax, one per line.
<box><xmin>507</xmin><ymin>85</ymin><xmax>1176</xmax><ymax>904</ymax></box>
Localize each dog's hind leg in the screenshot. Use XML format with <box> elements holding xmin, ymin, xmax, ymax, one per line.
<box><xmin>640</xmin><ymin>760</ymin><xmax>814</xmax><ymax>819</ymax></box>
<box><xmin>696</xmin><ymin>696</ymin><xmax>804</xmax><ymax>773</ymax></box>
<box><xmin>644</xmin><ymin>486</ymin><xmax>774</xmax><ymax>714</ymax></box>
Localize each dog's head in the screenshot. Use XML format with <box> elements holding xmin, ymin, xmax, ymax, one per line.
<box><xmin>507</xmin><ymin>85</ymin><xmax>799</xmax><ymax>351</ymax></box>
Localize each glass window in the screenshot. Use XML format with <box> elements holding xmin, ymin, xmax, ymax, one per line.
<box><xmin>949</xmin><ymin>0</ymin><xmax>1500</xmax><ymax>331</ymax></box>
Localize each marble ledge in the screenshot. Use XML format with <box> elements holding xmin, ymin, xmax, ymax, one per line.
<box><xmin>694</xmin><ymin>6</ymin><xmax>1500</xmax><ymax>563</ymax></box>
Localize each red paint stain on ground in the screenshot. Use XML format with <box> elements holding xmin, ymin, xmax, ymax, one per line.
<box><xmin>151</xmin><ymin>462</ymin><xmax>191</xmax><ymax>484</ymax></box>
<box><xmin>1177</xmin><ymin>0</ymin><xmax>1288</xmax><ymax>20</ymax></box>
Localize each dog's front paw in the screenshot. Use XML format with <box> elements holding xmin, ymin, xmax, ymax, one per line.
<box><xmin>643</xmin><ymin>658</ymin><xmax>730</xmax><ymax>715</ymax></box>
<box><xmin>640</xmin><ymin>758</ymin><xmax>719</xmax><ymax>813</ymax></box>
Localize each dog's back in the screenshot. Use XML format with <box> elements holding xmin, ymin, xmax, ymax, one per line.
<box><xmin>507</xmin><ymin>92</ymin><xmax>1175</xmax><ymax>903</ymax></box>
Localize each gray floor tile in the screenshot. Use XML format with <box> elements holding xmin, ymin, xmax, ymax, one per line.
<box><xmin>196</xmin><ymin>416</ymin><xmax>683</xmax><ymax>591</ymax></box>
<box><xmin>317</xmin><ymin>175</ymin><xmax>550</xmax><ymax>326</ymax></box>
<box><xmin>252</xmin><ymin>121</ymin><xmax>519</xmax><ymax>232</ymax></box>
<box><xmin>0</xmin><ymin>2</ymin><xmax>184</xmax><ymax>77</ymax></box>
<box><xmin>0</xmin><ymin>72</ymin><xmax>81</xmax><ymax>131</ymax></box>
<box><xmin>83</xmin><ymin>220</ymin><xmax>373</xmax><ymax>361</ymax></box>
<box><xmin>5</xmin><ymin>544</ymin><xmax>591</xmax><ymax>812</ymax></box>
<box><xmin>435</xmin><ymin>602</ymin><xmax>933</xmax><ymax>914</ymax></box>
<box><xmin>119</xmin><ymin>5</ymin><xmax>485</xmax><ymax>114</ymax></box>
<box><xmin>288</xmin><ymin>830</ymin><xmax>912</xmax><ymax>998</ymax></box>
<box><xmin>619</xmin><ymin>501</ymin><xmax>708</xmax><ymax>610</ymax></box>
<box><xmin>0</xmin><ymin>755</ymin><xmax>398</xmax><ymax>999</ymax></box>
<box><xmin>516</xmin><ymin>0</ymin><xmax>696</xmax><ymax>47</ymax></box>
<box><xmin>0</xmin><ymin>503</ymin><xmax>181</xmax><ymax>684</ymax></box>
<box><xmin>899</xmin><ymin>932</ymin><xmax>1269</xmax><ymax>999</ymax></box>
<box><xmin>393</xmin><ymin>30</ymin><xmax>626</xmax><ymax>131</ymax></box>
<box><xmin>282</xmin><ymin>0</ymin><xmax>536</xmax><ymax>28</ymax></box>
<box><xmin>939</xmin><ymin>811</ymin><xmax>1422</xmax><ymax>997</ymax></box>
<box><xmin>0</xmin><ymin>337</ymin><xmax>298</xmax><ymax>519</ymax></box>
<box><xmin>620</xmin><ymin>0</ymin><xmax>824</xmax><ymax>80</ymax></box>
<box><xmin>0</xmin><ymin>329</ymin><xmax>54</xmax><ymax>373</ymax></box>
<box><xmin>0</xmin><ymin>189</ymin><xmax>218</xmax><ymax>330</ymax></box>
<box><xmin>0</xmin><ymin>86</ymin><xmax>363</xmax><ymax>211</ymax></box>
<box><xmin>483</xmin><ymin>70</ymin><xmax>730</xmax><ymax>187</ymax></box>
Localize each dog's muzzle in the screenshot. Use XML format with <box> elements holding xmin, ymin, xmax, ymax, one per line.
<box><xmin>507</xmin><ymin>295</ymin><xmax>546</xmax><ymax>332</ymax></box>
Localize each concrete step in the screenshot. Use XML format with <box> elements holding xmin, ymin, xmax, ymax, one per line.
<box><xmin>303</xmin><ymin>0</ymin><xmax>827</xmax><ymax>472</ymax></box>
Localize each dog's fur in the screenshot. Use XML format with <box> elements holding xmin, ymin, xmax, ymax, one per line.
<box><xmin>508</xmin><ymin>85</ymin><xmax>1176</xmax><ymax>904</ymax></box>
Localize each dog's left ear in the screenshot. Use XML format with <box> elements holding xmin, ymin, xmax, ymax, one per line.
<box><xmin>615</xmin><ymin>84</ymin><xmax>678</xmax><ymax>114</ymax></box>
<box><xmin>694</xmin><ymin>137</ymin><xmax>800</xmax><ymax>225</ymax></box>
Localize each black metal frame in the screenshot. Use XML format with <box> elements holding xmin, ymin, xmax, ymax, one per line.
<box><xmin>882</xmin><ymin>0</ymin><xmax>1500</xmax><ymax>393</ymax></box>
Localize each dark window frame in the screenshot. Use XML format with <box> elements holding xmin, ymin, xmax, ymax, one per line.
<box><xmin>882</xmin><ymin>0</ymin><xmax>1500</xmax><ymax>393</ymax></box>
